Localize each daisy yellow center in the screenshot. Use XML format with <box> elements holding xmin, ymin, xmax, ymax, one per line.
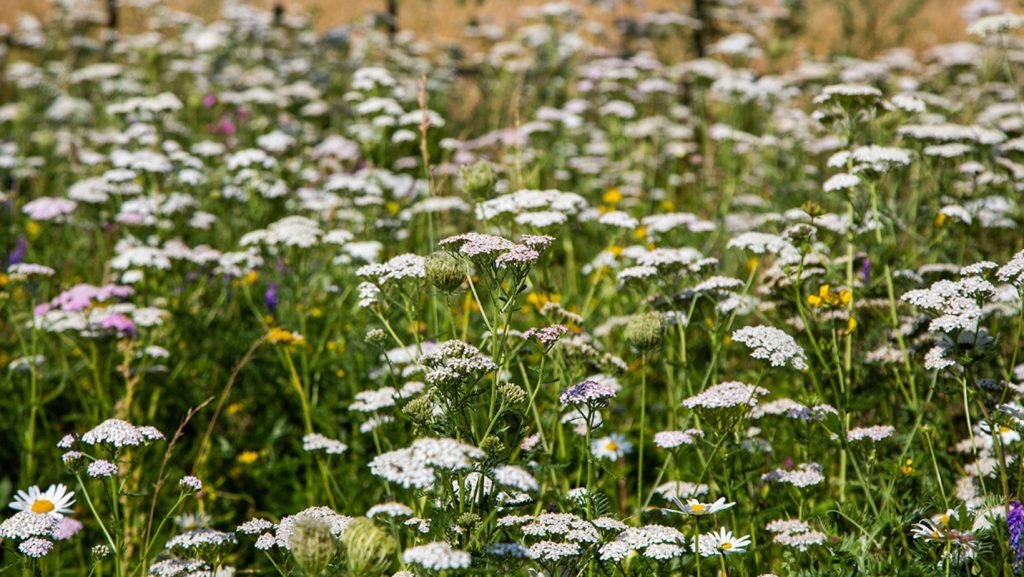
<box><xmin>1000</xmin><ymin>426</ymin><xmax>1012</xmax><ymax>433</ymax></box>
<box><xmin>720</xmin><ymin>542</ymin><xmax>732</xmax><ymax>550</ymax></box>
<box><xmin>605</xmin><ymin>442</ymin><xmax>619</xmax><ymax>452</ymax></box>
<box><xmin>31</xmin><ymin>499</ymin><xmax>55</xmax><ymax>514</ymax></box>
<box><xmin>689</xmin><ymin>503</ymin><xmax>706</xmax><ymax>513</ymax></box>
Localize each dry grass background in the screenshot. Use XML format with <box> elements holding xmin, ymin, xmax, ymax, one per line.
<box><xmin>0</xmin><ymin>0</ymin><xmax>969</xmax><ymax>55</ymax></box>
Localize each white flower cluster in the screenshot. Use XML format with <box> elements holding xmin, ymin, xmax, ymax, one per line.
<box><xmin>356</xmin><ymin>254</ymin><xmax>426</xmax><ymax>284</ymax></box>
<box><xmin>236</xmin><ymin>518</ymin><xmax>274</xmax><ymax>535</ymax></box>
<box><xmin>828</xmin><ymin>145</ymin><xmax>913</xmax><ymax>174</ymax></box>
<box><xmin>366</xmin><ymin>502</ymin><xmax>413</xmax><ymax>519</ymax></box>
<box><xmin>368</xmin><ymin>438</ymin><xmax>484</xmax><ymax>489</ymax></box>
<box><xmin>683</xmin><ymin>381</ymin><xmax>769</xmax><ymax>410</ymax></box>
<box><xmin>240</xmin><ymin>216</ymin><xmax>321</xmax><ymax>249</ymax></box>
<box><xmin>599</xmin><ymin>525</ymin><xmax>687</xmax><ymax>561</ymax></box>
<box><xmin>0</xmin><ymin>511</ymin><xmax>58</xmax><ymax>540</ymax></box>
<box><xmin>475</xmin><ymin>189</ymin><xmax>588</xmax><ymax>227</ymax></box>
<box><xmin>165</xmin><ymin>528</ymin><xmax>237</xmax><ymax>551</ymax></box>
<box><xmin>301</xmin><ymin>433</ymin><xmax>348</xmax><ymax>455</ymax></box>
<box><xmin>762</xmin><ymin>462</ymin><xmax>826</xmax><ymax>488</ymax></box>
<box><xmin>270</xmin><ymin>507</ymin><xmax>353</xmax><ymax>550</ymax></box>
<box><xmin>419</xmin><ymin>340</ymin><xmax>498</xmax><ymax>389</ymax></box>
<box><xmin>81</xmin><ymin>419</ymin><xmax>165</xmax><ymax>448</ymax></box>
<box><xmin>439</xmin><ymin>233</ymin><xmax>552</xmax><ymax>268</ymax></box>
<box><xmin>847</xmin><ymin>425</ymin><xmax>895</xmax><ymax>442</ymax></box>
<box><xmin>499</xmin><ymin>512</ymin><xmax>600</xmax><ymax>544</ymax></box>
<box><xmin>767</xmin><ymin>519</ymin><xmax>826</xmax><ymax>551</ymax></box>
<box><xmin>732</xmin><ymin>325</ymin><xmax>809</xmax><ymax>370</ymax></box>
<box><xmin>967</xmin><ymin>12</ymin><xmax>1024</xmax><ymax>37</ymax></box>
<box><xmin>402</xmin><ymin>542</ymin><xmax>472</xmax><ymax>570</ymax></box>
<box><xmin>653</xmin><ymin>428</ymin><xmax>704</xmax><ymax>448</ymax></box>
<box><xmin>727</xmin><ymin>232</ymin><xmax>800</xmax><ymax>259</ymax></box>
<box><xmin>87</xmin><ymin>460</ymin><xmax>119</xmax><ymax>478</ymax></box>
<box><xmin>901</xmin><ymin>276</ymin><xmax>995</xmax><ymax>333</ymax></box>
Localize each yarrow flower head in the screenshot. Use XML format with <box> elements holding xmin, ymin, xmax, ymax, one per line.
<box><xmin>767</xmin><ymin>519</ymin><xmax>827</xmax><ymax>551</ymax></box>
<box><xmin>80</xmin><ymin>419</ymin><xmax>164</xmax><ymax>449</ymax></box>
<box><xmin>302</xmin><ymin>433</ymin><xmax>348</xmax><ymax>455</ymax></box>
<box><xmin>402</xmin><ymin>542</ymin><xmax>471</xmax><ymax>571</ymax></box>
<box><xmin>683</xmin><ymin>381</ymin><xmax>769</xmax><ymax>410</ymax></box>
<box><xmin>967</xmin><ymin>12</ymin><xmax>1024</xmax><ymax>37</ymax></box>
<box><xmin>18</xmin><ymin>537</ymin><xmax>54</xmax><ymax>558</ymax></box>
<box><xmin>165</xmin><ymin>528</ymin><xmax>238</xmax><ymax>552</ymax></box>
<box><xmin>847</xmin><ymin>425</ymin><xmax>895</xmax><ymax>443</ymax></box>
<box><xmin>0</xmin><ymin>511</ymin><xmax>59</xmax><ymax>540</ymax></box>
<box><xmin>439</xmin><ymin>232</ymin><xmax>550</xmax><ymax>269</ymax></box>
<box><xmin>653</xmin><ymin>428</ymin><xmax>704</xmax><ymax>448</ymax></box>
<box><xmin>419</xmin><ymin>340</ymin><xmax>497</xmax><ymax>391</ymax></box>
<box><xmin>87</xmin><ymin>460</ymin><xmax>119</xmax><ymax>478</ymax></box>
<box><xmin>523</xmin><ymin>324</ymin><xmax>569</xmax><ymax>348</ymax></box>
<box><xmin>731</xmin><ymin>325</ymin><xmax>808</xmax><ymax>370</ymax></box>
<box><xmin>560</xmin><ymin>379</ymin><xmax>616</xmax><ymax>407</ymax></box>
<box><xmin>179</xmin><ymin>476</ymin><xmax>203</xmax><ymax>493</ymax></box>
<box><xmin>599</xmin><ymin>525</ymin><xmax>686</xmax><ymax>561</ymax></box>
<box><xmin>762</xmin><ymin>462</ymin><xmax>826</xmax><ymax>488</ymax></box>
<box><xmin>368</xmin><ymin>438</ymin><xmax>483</xmax><ymax>489</ymax></box>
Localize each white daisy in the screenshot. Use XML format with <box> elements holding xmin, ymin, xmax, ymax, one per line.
<box><xmin>665</xmin><ymin>496</ymin><xmax>735</xmax><ymax>516</ymax></box>
<box><xmin>10</xmin><ymin>484</ymin><xmax>75</xmax><ymax>518</ymax></box>
<box><xmin>591</xmin><ymin>433</ymin><xmax>633</xmax><ymax>461</ymax></box>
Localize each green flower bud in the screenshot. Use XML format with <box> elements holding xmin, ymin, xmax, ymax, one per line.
<box><xmin>801</xmin><ymin>200</ymin><xmax>825</xmax><ymax>218</ymax></box>
<box><xmin>402</xmin><ymin>396</ymin><xmax>434</xmax><ymax>425</ymax></box>
<box><xmin>341</xmin><ymin>518</ymin><xmax>396</xmax><ymax>577</ymax></box>
<box><xmin>625</xmin><ymin>312</ymin><xmax>665</xmax><ymax>352</ymax></box>
<box><xmin>498</xmin><ymin>382</ymin><xmax>527</xmax><ymax>406</ymax></box>
<box><xmin>289</xmin><ymin>517</ymin><xmax>340</xmax><ymax>577</ymax></box>
<box><xmin>424</xmin><ymin>252</ymin><xmax>464</xmax><ymax>293</ymax></box>
<box><xmin>459</xmin><ymin>160</ymin><xmax>496</xmax><ymax>197</ymax></box>
<box><xmin>479</xmin><ymin>435</ymin><xmax>506</xmax><ymax>458</ymax></box>
<box><xmin>455</xmin><ymin>512</ymin><xmax>481</xmax><ymax>530</ymax></box>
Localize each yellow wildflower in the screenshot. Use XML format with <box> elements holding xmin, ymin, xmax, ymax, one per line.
<box><xmin>237</xmin><ymin>451</ymin><xmax>260</xmax><ymax>465</ymax></box>
<box><xmin>267</xmin><ymin>327</ymin><xmax>305</xmax><ymax>345</ymax></box>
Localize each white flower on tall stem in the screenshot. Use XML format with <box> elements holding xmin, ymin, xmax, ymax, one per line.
<box><xmin>664</xmin><ymin>496</ymin><xmax>735</xmax><ymax>516</ymax></box>
<box><xmin>9</xmin><ymin>484</ymin><xmax>75</xmax><ymax>518</ymax></box>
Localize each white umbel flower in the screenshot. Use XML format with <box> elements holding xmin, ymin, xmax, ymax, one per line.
<box><xmin>732</xmin><ymin>325</ymin><xmax>809</xmax><ymax>370</ymax></box>
<box><xmin>402</xmin><ymin>542</ymin><xmax>471</xmax><ymax>570</ymax></box>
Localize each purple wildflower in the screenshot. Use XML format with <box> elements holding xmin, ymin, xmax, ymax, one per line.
<box><xmin>1010</xmin><ymin>500</ymin><xmax>1024</xmax><ymax>572</ymax></box>
<box><xmin>265</xmin><ymin>283</ymin><xmax>279</xmax><ymax>312</ymax></box>
<box><xmin>8</xmin><ymin>237</ymin><xmax>27</xmax><ymax>266</ymax></box>
<box><xmin>860</xmin><ymin>256</ymin><xmax>871</xmax><ymax>283</ymax></box>
<box><xmin>202</xmin><ymin>93</ymin><xmax>218</xmax><ymax>108</ymax></box>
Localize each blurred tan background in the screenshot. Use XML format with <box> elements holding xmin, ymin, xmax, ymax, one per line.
<box><xmin>1</xmin><ymin>0</ymin><xmax>969</xmax><ymax>55</ymax></box>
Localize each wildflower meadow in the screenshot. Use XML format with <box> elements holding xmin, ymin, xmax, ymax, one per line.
<box><xmin>4</xmin><ymin>1</ymin><xmax>1024</xmax><ymax>575</ymax></box>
